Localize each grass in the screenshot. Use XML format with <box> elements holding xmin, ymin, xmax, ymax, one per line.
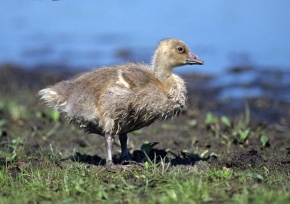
<box><xmin>0</xmin><ymin>82</ymin><xmax>289</xmax><ymax>203</ymax></box>
<box><xmin>0</xmin><ymin>153</ymin><xmax>289</xmax><ymax>204</ymax></box>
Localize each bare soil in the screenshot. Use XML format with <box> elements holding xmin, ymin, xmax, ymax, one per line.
<box><xmin>0</xmin><ymin>63</ymin><xmax>289</xmax><ymax>174</ymax></box>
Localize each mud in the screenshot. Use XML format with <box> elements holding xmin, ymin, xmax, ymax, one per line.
<box><xmin>0</xmin><ymin>63</ymin><xmax>289</xmax><ymax>173</ymax></box>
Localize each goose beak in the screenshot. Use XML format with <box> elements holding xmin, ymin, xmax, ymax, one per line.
<box><xmin>186</xmin><ymin>52</ymin><xmax>204</xmax><ymax>65</ymax></box>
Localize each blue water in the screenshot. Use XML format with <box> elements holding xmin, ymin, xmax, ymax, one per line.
<box><xmin>1</xmin><ymin>1</ymin><xmax>290</xmax><ymax>75</ymax></box>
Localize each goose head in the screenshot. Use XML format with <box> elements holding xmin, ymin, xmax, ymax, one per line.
<box><xmin>152</xmin><ymin>38</ymin><xmax>204</xmax><ymax>80</ymax></box>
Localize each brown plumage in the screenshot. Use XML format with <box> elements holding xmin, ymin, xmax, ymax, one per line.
<box><xmin>38</xmin><ymin>38</ymin><xmax>204</xmax><ymax>167</ymax></box>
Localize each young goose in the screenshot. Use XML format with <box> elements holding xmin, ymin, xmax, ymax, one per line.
<box><xmin>38</xmin><ymin>38</ymin><xmax>204</xmax><ymax>167</ymax></box>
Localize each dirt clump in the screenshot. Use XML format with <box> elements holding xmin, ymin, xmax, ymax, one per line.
<box><xmin>0</xmin><ymin>64</ymin><xmax>290</xmax><ymax>173</ymax></box>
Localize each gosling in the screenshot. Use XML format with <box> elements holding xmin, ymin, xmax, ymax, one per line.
<box><xmin>38</xmin><ymin>38</ymin><xmax>204</xmax><ymax>167</ymax></box>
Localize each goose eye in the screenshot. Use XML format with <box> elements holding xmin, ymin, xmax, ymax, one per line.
<box><xmin>176</xmin><ymin>46</ymin><xmax>184</xmax><ymax>53</ymax></box>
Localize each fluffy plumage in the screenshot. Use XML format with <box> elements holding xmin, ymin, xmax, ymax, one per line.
<box><xmin>38</xmin><ymin>38</ymin><xmax>204</xmax><ymax>167</ymax></box>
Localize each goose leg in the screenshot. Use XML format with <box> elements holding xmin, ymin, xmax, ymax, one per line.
<box><xmin>105</xmin><ymin>133</ymin><xmax>115</xmax><ymax>166</ymax></box>
<box><xmin>119</xmin><ymin>133</ymin><xmax>131</xmax><ymax>163</ymax></box>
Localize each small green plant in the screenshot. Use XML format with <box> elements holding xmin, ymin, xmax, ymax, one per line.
<box><xmin>220</xmin><ymin>105</ymin><xmax>252</xmax><ymax>145</ymax></box>
<box><xmin>141</xmin><ymin>141</ymin><xmax>159</xmax><ymax>155</ymax></box>
<box><xmin>207</xmin><ymin>168</ymin><xmax>233</xmax><ymax>181</ymax></box>
<box><xmin>247</xmin><ymin>172</ymin><xmax>264</xmax><ymax>180</ymax></box>
<box><xmin>205</xmin><ymin>112</ymin><xmax>218</xmax><ymax>125</ymax></box>
<box><xmin>221</xmin><ymin>116</ymin><xmax>231</xmax><ymax>127</ymax></box>
<box><xmin>257</xmin><ymin>127</ymin><xmax>269</xmax><ymax>147</ymax></box>
<box><xmin>233</xmin><ymin>128</ymin><xmax>250</xmax><ymax>144</ymax></box>
<box><xmin>206</xmin><ymin>111</ymin><xmax>252</xmax><ymax>145</ymax></box>
<box><xmin>50</xmin><ymin>109</ymin><xmax>60</xmax><ymax>122</ymax></box>
<box><xmin>260</xmin><ymin>135</ymin><xmax>269</xmax><ymax>147</ymax></box>
<box><xmin>6</xmin><ymin>99</ymin><xmax>28</xmax><ymax>120</ymax></box>
<box><xmin>6</xmin><ymin>137</ymin><xmax>24</xmax><ymax>161</ymax></box>
<box><xmin>205</xmin><ymin>112</ymin><xmax>220</xmax><ymax>137</ymax></box>
<box><xmin>96</xmin><ymin>186</ymin><xmax>108</xmax><ymax>200</ymax></box>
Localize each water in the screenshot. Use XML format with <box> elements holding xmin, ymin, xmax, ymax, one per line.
<box><xmin>1</xmin><ymin>1</ymin><xmax>290</xmax><ymax>75</ymax></box>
